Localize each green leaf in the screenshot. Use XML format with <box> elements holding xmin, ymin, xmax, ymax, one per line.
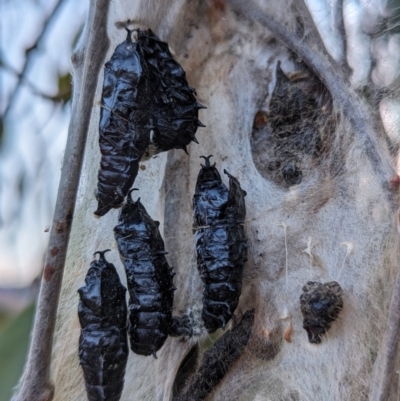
<box><xmin>52</xmin><ymin>73</ymin><xmax>72</xmax><ymax>103</ymax></box>
<box><xmin>0</xmin><ymin>304</ymin><xmax>35</xmax><ymax>401</ymax></box>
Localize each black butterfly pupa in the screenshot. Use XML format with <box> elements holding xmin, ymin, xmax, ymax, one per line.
<box><xmin>78</xmin><ymin>250</ymin><xmax>128</xmax><ymax>401</ymax></box>
<box><xmin>95</xmin><ymin>28</ymin><xmax>205</xmax><ymax>216</ymax></box>
<box><xmin>95</xmin><ymin>29</ymin><xmax>151</xmax><ymax>216</ymax></box>
<box><xmin>113</xmin><ymin>190</ymin><xmax>175</xmax><ymax>358</ymax></box>
<box><xmin>300</xmin><ymin>281</ymin><xmax>343</xmax><ymax>344</ymax></box>
<box><xmin>135</xmin><ymin>29</ymin><xmax>206</xmax><ymax>155</ymax></box>
<box><xmin>193</xmin><ymin>156</ymin><xmax>248</xmax><ymax>333</ymax></box>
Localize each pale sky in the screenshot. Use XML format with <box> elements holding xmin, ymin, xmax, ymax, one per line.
<box><xmin>0</xmin><ymin>0</ymin><xmax>86</xmax><ymax>287</ymax></box>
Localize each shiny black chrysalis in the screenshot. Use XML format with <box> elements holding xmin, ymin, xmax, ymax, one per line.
<box><xmin>135</xmin><ymin>29</ymin><xmax>205</xmax><ymax>154</ymax></box>
<box><xmin>300</xmin><ymin>281</ymin><xmax>343</xmax><ymax>344</ymax></box>
<box><xmin>95</xmin><ymin>30</ymin><xmax>150</xmax><ymax>216</ymax></box>
<box><xmin>78</xmin><ymin>250</ymin><xmax>128</xmax><ymax>401</ymax></box>
<box><xmin>95</xmin><ymin>28</ymin><xmax>205</xmax><ymax>216</ymax></box>
<box><xmin>114</xmin><ymin>191</ymin><xmax>175</xmax><ymax>357</ymax></box>
<box><xmin>193</xmin><ymin>156</ymin><xmax>248</xmax><ymax>333</ymax></box>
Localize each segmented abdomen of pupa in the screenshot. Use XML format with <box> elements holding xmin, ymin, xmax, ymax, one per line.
<box><xmin>114</xmin><ymin>191</ymin><xmax>174</xmax><ymax>357</ymax></box>
<box><xmin>193</xmin><ymin>156</ymin><xmax>248</xmax><ymax>333</ymax></box>
<box><xmin>136</xmin><ymin>29</ymin><xmax>205</xmax><ymax>154</ymax></box>
<box><xmin>95</xmin><ymin>30</ymin><xmax>151</xmax><ymax>216</ymax></box>
<box><xmin>300</xmin><ymin>281</ymin><xmax>343</xmax><ymax>344</ymax></box>
<box><xmin>78</xmin><ymin>250</ymin><xmax>128</xmax><ymax>401</ymax></box>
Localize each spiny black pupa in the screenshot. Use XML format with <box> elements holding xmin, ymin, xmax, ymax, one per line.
<box><xmin>78</xmin><ymin>250</ymin><xmax>128</xmax><ymax>401</ymax></box>
<box><xmin>95</xmin><ymin>28</ymin><xmax>205</xmax><ymax>216</ymax></box>
<box><xmin>114</xmin><ymin>190</ymin><xmax>176</xmax><ymax>357</ymax></box>
<box><xmin>135</xmin><ymin>29</ymin><xmax>206</xmax><ymax>155</ymax></box>
<box><xmin>193</xmin><ymin>156</ymin><xmax>248</xmax><ymax>333</ymax></box>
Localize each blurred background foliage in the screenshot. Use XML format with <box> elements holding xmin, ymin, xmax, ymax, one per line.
<box><xmin>0</xmin><ymin>0</ymin><xmax>86</xmax><ymax>397</ymax></box>
<box><xmin>0</xmin><ymin>305</ymin><xmax>35</xmax><ymax>401</ymax></box>
<box><xmin>0</xmin><ymin>0</ymin><xmax>86</xmax><ymax>290</ymax></box>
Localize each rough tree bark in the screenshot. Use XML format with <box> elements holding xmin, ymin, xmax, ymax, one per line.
<box><xmin>19</xmin><ymin>0</ymin><xmax>400</xmax><ymax>400</ymax></box>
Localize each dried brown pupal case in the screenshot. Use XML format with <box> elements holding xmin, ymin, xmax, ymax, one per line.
<box><xmin>300</xmin><ymin>281</ymin><xmax>343</xmax><ymax>344</ymax></box>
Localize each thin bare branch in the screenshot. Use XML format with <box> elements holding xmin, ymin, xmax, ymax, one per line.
<box><xmin>227</xmin><ymin>0</ymin><xmax>397</xmax><ymax>210</ymax></box>
<box><xmin>12</xmin><ymin>0</ymin><xmax>110</xmax><ymax>399</ymax></box>
<box><xmin>370</xmin><ymin>217</ymin><xmax>400</xmax><ymax>400</ymax></box>
<box><xmin>1</xmin><ymin>0</ymin><xmax>67</xmax><ymax>119</ymax></box>
<box><xmin>295</xmin><ymin>0</ymin><xmax>350</xmax><ymax>74</ymax></box>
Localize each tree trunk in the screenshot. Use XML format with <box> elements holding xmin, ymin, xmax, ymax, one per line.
<box><xmin>49</xmin><ymin>0</ymin><xmax>400</xmax><ymax>400</ymax></box>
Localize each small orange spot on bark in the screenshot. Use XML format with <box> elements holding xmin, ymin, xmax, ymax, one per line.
<box><xmin>207</xmin><ymin>0</ymin><xmax>226</xmax><ymax>23</ymax></box>
<box><xmin>43</xmin><ymin>264</ymin><xmax>56</xmax><ymax>281</ymax></box>
<box><xmin>284</xmin><ymin>322</ymin><xmax>292</xmax><ymax>343</ymax></box>
<box><xmin>214</xmin><ymin>0</ymin><xmax>225</xmax><ymax>12</ymax></box>
<box><xmin>50</xmin><ymin>247</ymin><xmax>59</xmax><ymax>257</ymax></box>
<box><xmin>253</xmin><ymin>111</ymin><xmax>268</xmax><ymax>129</ymax></box>
<box><xmin>389</xmin><ymin>175</ymin><xmax>400</xmax><ymax>188</ymax></box>
<box><xmin>56</xmin><ymin>222</ymin><xmax>66</xmax><ymax>234</ymax></box>
<box><xmin>260</xmin><ymin>328</ymin><xmax>273</xmax><ymax>339</ymax></box>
